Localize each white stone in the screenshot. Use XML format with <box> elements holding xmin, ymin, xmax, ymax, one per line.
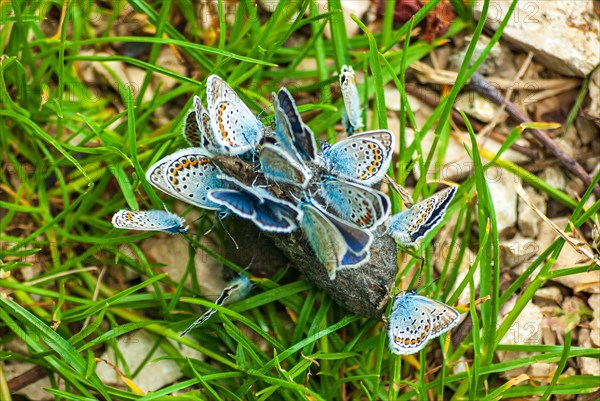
<box><xmin>590</xmin><ymin>318</ymin><xmax>600</xmax><ymax>348</ymax></box>
<box><xmin>500</xmin><ymin>234</ymin><xmax>539</xmax><ymax>268</ymax></box>
<box><xmin>487</xmin><ymin>166</ymin><xmax>518</xmax><ymax>234</ymax></box>
<box><xmin>498</xmin><ymin>297</ymin><xmax>545</xmax><ymax>378</ymax></box>
<box><xmin>95</xmin><ymin>330</ymin><xmax>204</xmax><ymax>393</ymax></box>
<box><xmin>578</xmin><ymin>329</ymin><xmax>600</xmax><ymax>376</ymax></box>
<box><xmin>539</xmin><ymin>167</ymin><xmax>566</xmax><ymax>192</ymax></box>
<box><xmin>517</xmin><ymin>186</ymin><xmax>546</xmax><ymax>238</ymax></box>
<box><xmin>589</xmin><ymin>294</ymin><xmax>600</xmax><ymax>316</ymax></box>
<box><xmin>474</xmin><ymin>1</ymin><xmax>600</xmax><ymax>77</ymax></box>
<box><xmin>455</xmin><ymin>92</ymin><xmax>504</xmax><ymax>123</ymax></box>
<box><xmin>533</xmin><ymin>286</ymin><xmax>563</xmax><ymax>306</ymax></box>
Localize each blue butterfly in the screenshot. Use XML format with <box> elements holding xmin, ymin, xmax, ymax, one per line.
<box><xmin>208</xmin><ymin>176</ymin><xmax>301</xmax><ymax>233</ymax></box>
<box><xmin>259</xmin><ymin>143</ymin><xmax>312</xmax><ymax>188</ymax></box>
<box><xmin>180</xmin><ymin>275</ymin><xmax>253</xmax><ymax>336</ymax></box>
<box><xmin>146</xmin><ymin>148</ymin><xmax>228</xmax><ymax>211</ymax></box>
<box><xmin>321</xmin><ymin>130</ymin><xmax>394</xmax><ymax>186</ymax></box>
<box><xmin>112</xmin><ymin>209</ymin><xmax>188</xmax><ymax>234</ymax></box>
<box><xmin>182</xmin><ymin>96</ymin><xmax>220</xmax><ymax>154</ymax></box>
<box><xmin>339</xmin><ymin>65</ymin><xmax>363</xmax><ymax>134</ymax></box>
<box><xmin>299</xmin><ymin>199</ymin><xmax>373</xmax><ymax>280</ymax></box>
<box><xmin>205</xmin><ymin>75</ymin><xmax>263</xmax><ymax>156</ymax></box>
<box><xmin>386</xmin><ymin>186</ymin><xmax>457</xmax><ymax>247</ymax></box>
<box><xmin>259</xmin><ymin>88</ymin><xmax>318</xmax><ymax>188</ymax></box>
<box><xmin>388</xmin><ymin>290</ymin><xmax>460</xmax><ymax>355</ymax></box>
<box><xmin>319</xmin><ymin>176</ymin><xmax>390</xmax><ymax>230</ymax></box>
<box><xmin>273</xmin><ymin>88</ymin><xmax>317</xmax><ymax>161</ymax></box>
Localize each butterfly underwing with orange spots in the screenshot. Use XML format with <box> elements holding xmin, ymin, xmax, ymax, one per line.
<box><xmin>146</xmin><ymin>148</ymin><xmax>228</xmax><ymax>211</ymax></box>
<box><xmin>205</xmin><ymin>75</ymin><xmax>263</xmax><ymax>156</ymax></box>
<box><xmin>319</xmin><ymin>176</ymin><xmax>390</xmax><ymax>230</ymax></box>
<box><xmin>388</xmin><ymin>290</ymin><xmax>459</xmax><ymax>355</ymax></box>
<box><xmin>386</xmin><ymin>186</ymin><xmax>457</xmax><ymax>247</ymax></box>
<box><xmin>112</xmin><ymin>210</ymin><xmax>188</xmax><ymax>234</ymax></box>
<box><xmin>321</xmin><ymin>130</ymin><xmax>394</xmax><ymax>186</ymax></box>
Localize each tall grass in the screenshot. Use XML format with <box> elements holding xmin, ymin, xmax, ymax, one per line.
<box><xmin>1</xmin><ymin>1</ymin><xmax>598</xmax><ymax>400</ymax></box>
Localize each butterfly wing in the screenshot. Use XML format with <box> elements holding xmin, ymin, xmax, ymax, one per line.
<box><xmin>253</xmin><ymin>187</ymin><xmax>302</xmax><ymax>233</ymax></box>
<box><xmin>324</xmin><ymin>131</ymin><xmax>393</xmax><ymax>185</ymax></box>
<box><xmin>206</xmin><ymin>75</ymin><xmax>262</xmax><ymax>155</ymax></box>
<box><xmin>208</xmin><ymin>189</ymin><xmax>258</xmax><ymax>219</ymax></box>
<box><xmin>161</xmin><ymin>148</ymin><xmax>226</xmax><ymax>210</ymax></box>
<box><xmin>413</xmin><ymin>294</ymin><xmax>460</xmax><ymax>338</ymax></box>
<box><xmin>386</xmin><ymin>186</ymin><xmax>457</xmax><ymax>246</ymax></box>
<box><xmin>182</xmin><ymin>108</ymin><xmax>202</xmax><ymax>148</ymax></box>
<box><xmin>300</xmin><ymin>203</ymin><xmax>350</xmax><ymax>280</ymax></box>
<box><xmin>275</xmin><ymin>88</ymin><xmax>317</xmax><ymax>161</ymax></box>
<box><xmin>351</xmin><ymin>130</ymin><xmax>394</xmax><ymax>156</ymax></box>
<box><xmin>179</xmin><ymin>275</ymin><xmax>252</xmax><ymax>337</ymax></box>
<box><xmin>112</xmin><ymin>210</ymin><xmax>187</xmax><ymax>234</ymax></box>
<box><xmin>388</xmin><ymin>292</ymin><xmax>434</xmax><ymax>355</ymax></box>
<box><xmin>300</xmin><ymin>201</ymin><xmax>372</xmax><ymax>279</ymax></box>
<box><xmin>320</xmin><ymin>177</ymin><xmax>390</xmax><ymax>230</ymax></box>
<box><xmin>388</xmin><ymin>292</ymin><xmax>459</xmax><ymax>355</ymax></box>
<box><xmin>313</xmin><ymin>201</ymin><xmax>373</xmax><ymax>255</ymax></box>
<box><xmin>339</xmin><ymin>65</ymin><xmax>363</xmax><ymax>134</ymax></box>
<box><xmin>146</xmin><ymin>157</ymin><xmax>211</xmax><ymax>206</ymax></box>
<box><xmin>259</xmin><ymin>143</ymin><xmax>312</xmax><ymax>188</ymax></box>
<box><xmin>210</xmin><ymin>176</ymin><xmax>300</xmax><ymax>233</ymax></box>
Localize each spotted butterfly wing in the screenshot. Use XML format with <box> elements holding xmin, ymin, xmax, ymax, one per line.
<box><xmin>158</xmin><ymin>148</ymin><xmax>227</xmax><ymax>210</ymax></box>
<box><xmin>386</xmin><ymin>186</ymin><xmax>457</xmax><ymax>247</ymax></box>
<box><xmin>319</xmin><ymin>176</ymin><xmax>390</xmax><ymax>230</ymax></box>
<box><xmin>146</xmin><ymin>158</ymin><xmax>202</xmax><ymax>205</ymax></box>
<box><xmin>322</xmin><ymin>129</ymin><xmax>394</xmax><ymax>185</ymax></box>
<box><xmin>112</xmin><ymin>210</ymin><xmax>188</xmax><ymax>234</ymax></box>
<box><xmin>339</xmin><ymin>65</ymin><xmax>363</xmax><ymax>134</ymax></box>
<box><xmin>388</xmin><ymin>291</ymin><xmax>459</xmax><ymax>355</ymax></box>
<box><xmin>182</xmin><ymin>96</ymin><xmax>221</xmax><ymax>153</ymax></box>
<box><xmin>206</xmin><ymin>75</ymin><xmax>262</xmax><ymax>156</ymax></box>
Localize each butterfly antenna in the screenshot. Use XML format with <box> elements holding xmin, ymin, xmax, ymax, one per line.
<box><xmin>384</xmin><ymin>175</ymin><xmax>414</xmax><ymax>208</ymax></box>
<box><xmin>416</xmin><ymin>255</ymin><xmax>425</xmax><ymax>289</ymax></box>
<box><xmin>216</xmin><ymin>215</ymin><xmax>239</xmax><ymax>250</ymax></box>
<box><xmin>256</xmin><ymin>103</ymin><xmax>273</xmax><ymax>121</ymax></box>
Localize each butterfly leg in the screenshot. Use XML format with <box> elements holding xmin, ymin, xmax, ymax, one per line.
<box><xmin>376</xmin><ymin>278</ymin><xmax>393</xmax><ymax>313</ymax></box>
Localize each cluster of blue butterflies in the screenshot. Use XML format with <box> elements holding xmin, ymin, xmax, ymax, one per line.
<box><xmin>127</xmin><ymin>73</ymin><xmax>398</xmax><ymax>280</ymax></box>
<box><xmin>111</xmin><ymin>70</ymin><xmax>462</xmax><ymax>352</ymax></box>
